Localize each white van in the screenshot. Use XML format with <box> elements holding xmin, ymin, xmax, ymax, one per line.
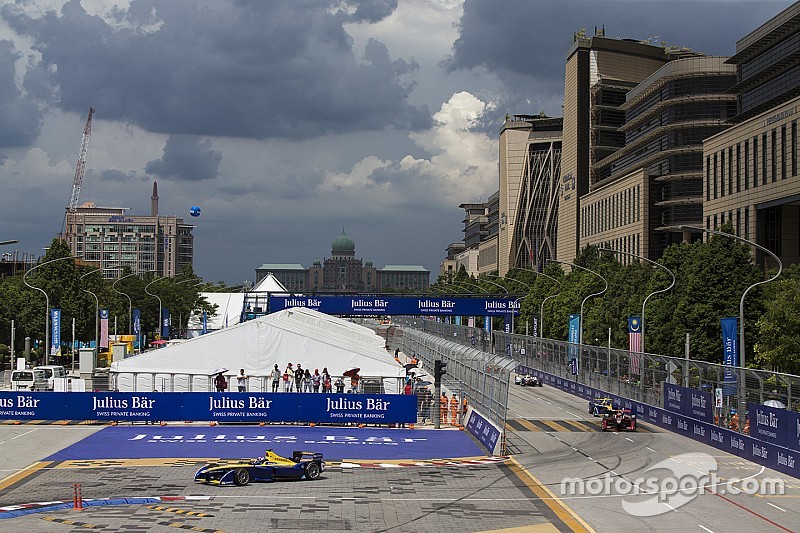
<box><xmin>10</xmin><ymin>369</ymin><xmax>48</xmax><ymax>391</ymax></box>
<box><xmin>34</xmin><ymin>365</ymin><xmax>67</xmax><ymax>391</ymax></box>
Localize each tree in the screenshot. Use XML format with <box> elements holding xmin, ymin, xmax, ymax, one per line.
<box><xmin>753</xmin><ymin>264</ymin><xmax>800</xmax><ymax>374</ymax></box>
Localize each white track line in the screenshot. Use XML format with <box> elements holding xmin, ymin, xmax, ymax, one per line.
<box><xmin>767</xmin><ymin>502</ymin><xmax>787</xmax><ymax>512</ymax></box>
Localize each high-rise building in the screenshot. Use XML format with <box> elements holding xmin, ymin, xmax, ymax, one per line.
<box><xmin>498</xmin><ymin>114</ymin><xmax>562</xmax><ymax>275</ymax></box>
<box><xmin>703</xmin><ymin>1</ymin><xmax>800</xmax><ymax>268</ymax></box>
<box><xmin>63</xmin><ymin>181</ymin><xmax>194</xmax><ymax>278</ymax></box>
<box><xmin>588</xmin><ymin>56</ymin><xmax>737</xmax><ymax>259</ymax></box>
<box><xmin>557</xmin><ymin>30</ymin><xmax>670</xmax><ymax>264</ymax></box>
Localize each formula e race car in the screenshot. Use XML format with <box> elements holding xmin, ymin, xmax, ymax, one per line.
<box><xmin>588</xmin><ymin>397</ymin><xmax>617</xmax><ymax>416</ymax></box>
<box><xmin>521</xmin><ymin>375</ymin><xmax>542</xmax><ymax>387</ymax></box>
<box><xmin>601</xmin><ymin>409</ymin><xmax>637</xmax><ymax>432</ymax></box>
<box><xmin>194</xmin><ymin>450</ymin><xmax>325</xmax><ymax>486</ymax></box>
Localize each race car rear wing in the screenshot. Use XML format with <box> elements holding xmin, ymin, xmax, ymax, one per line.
<box><xmin>292</xmin><ymin>451</ymin><xmax>324</xmax><ymax>462</ymax></box>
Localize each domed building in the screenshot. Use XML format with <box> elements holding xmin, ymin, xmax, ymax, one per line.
<box><xmin>255</xmin><ymin>229</ymin><xmax>429</xmax><ymax>293</ymax></box>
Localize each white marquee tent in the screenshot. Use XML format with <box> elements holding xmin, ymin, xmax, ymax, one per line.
<box><xmin>112</xmin><ymin>307</ymin><xmax>404</xmax><ymax>392</ymax></box>
<box><xmin>186</xmin><ymin>273</ymin><xmax>288</xmax><ymax>333</ymax></box>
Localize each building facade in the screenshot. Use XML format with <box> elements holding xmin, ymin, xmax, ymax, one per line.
<box><xmin>256</xmin><ymin>229</ymin><xmax>429</xmax><ymax>292</ymax></box>
<box><xmin>557</xmin><ymin>31</ymin><xmax>670</xmax><ymax>264</ymax></box>
<box><xmin>587</xmin><ymin>56</ymin><xmax>737</xmax><ymax>258</ymax></box>
<box><xmin>498</xmin><ymin>114</ymin><xmax>562</xmax><ymax>275</ymax></box>
<box><xmin>63</xmin><ymin>182</ymin><xmax>194</xmax><ymax>278</ymax></box>
<box><xmin>702</xmin><ymin>2</ymin><xmax>800</xmax><ymax>270</ymax></box>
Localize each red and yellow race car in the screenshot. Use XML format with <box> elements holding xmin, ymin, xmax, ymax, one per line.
<box><xmin>601</xmin><ymin>409</ymin><xmax>637</xmax><ymax>432</ymax></box>
<box><xmin>194</xmin><ymin>449</ymin><xmax>326</xmax><ymax>486</ymax></box>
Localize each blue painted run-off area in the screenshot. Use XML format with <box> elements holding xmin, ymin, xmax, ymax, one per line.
<box><xmin>46</xmin><ymin>425</ymin><xmax>484</xmax><ymax>462</ymax></box>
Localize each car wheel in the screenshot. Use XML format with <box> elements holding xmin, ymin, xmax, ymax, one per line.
<box><xmin>233</xmin><ymin>468</ymin><xmax>250</xmax><ymax>486</ymax></box>
<box><xmin>305</xmin><ymin>461</ymin><xmax>321</xmax><ymax>480</ymax></box>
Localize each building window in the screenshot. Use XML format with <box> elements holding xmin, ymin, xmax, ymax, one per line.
<box><xmin>736</xmin><ymin>209</ymin><xmax>741</xmax><ymax>236</ymax></box>
<box><xmin>728</xmin><ymin>147</ymin><xmax>733</xmax><ymax>195</ymax></box>
<box><xmin>793</xmin><ymin>120</ymin><xmax>797</xmax><ymax>177</ymax></box>
<box><xmin>753</xmin><ymin>136</ymin><xmax>758</xmax><ymax>187</ymax></box>
<box><xmin>744</xmin><ymin>206</ymin><xmax>749</xmax><ymax>241</ymax></box>
<box><xmin>744</xmin><ymin>140</ymin><xmax>749</xmax><ymax>191</ymax></box>
<box><xmin>762</xmin><ymin>133</ymin><xmax>768</xmax><ymax>185</ymax></box>
<box><xmin>781</xmin><ymin>125</ymin><xmax>787</xmax><ymax>180</ymax></box>
<box><xmin>720</xmin><ymin>150</ymin><xmax>726</xmax><ymax>197</ymax></box>
<box><xmin>771</xmin><ymin>129</ymin><xmax>777</xmax><ymax>183</ymax></box>
<box><xmin>713</xmin><ymin>153</ymin><xmax>718</xmax><ymax>200</ymax></box>
<box><xmin>706</xmin><ymin>156</ymin><xmax>711</xmax><ymax>201</ymax></box>
<box><xmin>736</xmin><ymin>144</ymin><xmax>741</xmax><ymax>193</ymax></box>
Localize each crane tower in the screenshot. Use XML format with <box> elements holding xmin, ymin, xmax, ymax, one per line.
<box><xmin>68</xmin><ymin>107</ymin><xmax>95</xmax><ymax>211</ymax></box>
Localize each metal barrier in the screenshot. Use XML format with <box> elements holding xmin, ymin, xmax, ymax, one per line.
<box><xmin>384</xmin><ymin>321</ymin><xmax>515</xmax><ymax>435</ymax></box>
<box><xmin>390</xmin><ymin>317</ymin><xmax>800</xmax><ymax>431</ymax></box>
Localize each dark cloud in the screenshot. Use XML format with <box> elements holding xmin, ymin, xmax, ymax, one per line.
<box><xmin>101</xmin><ymin>168</ymin><xmax>147</xmax><ymax>182</ymax></box>
<box><xmin>445</xmin><ymin>0</ymin><xmax>795</xmax><ymax>118</ymax></box>
<box><xmin>2</xmin><ymin>0</ymin><xmax>429</xmax><ymax>141</ymax></box>
<box><xmin>145</xmin><ymin>136</ymin><xmax>222</xmax><ymax>181</ymax></box>
<box><xmin>0</xmin><ymin>40</ymin><xmax>43</xmax><ymax>147</ymax></box>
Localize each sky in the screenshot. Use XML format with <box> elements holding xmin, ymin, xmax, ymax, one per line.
<box><xmin>0</xmin><ymin>0</ymin><xmax>794</xmax><ymax>284</ymax></box>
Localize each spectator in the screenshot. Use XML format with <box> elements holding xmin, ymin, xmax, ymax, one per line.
<box><xmin>322</xmin><ymin>368</ymin><xmax>332</xmax><ymax>393</ymax></box>
<box><xmin>270</xmin><ymin>364</ymin><xmax>281</xmax><ymax>393</ymax></box>
<box><xmin>236</xmin><ymin>369</ymin><xmax>248</xmax><ymax>392</ymax></box>
<box><xmin>304</xmin><ymin>369</ymin><xmax>313</xmax><ymax>393</ymax></box>
<box><xmin>312</xmin><ymin>369</ymin><xmax>321</xmax><ymax>393</ymax></box>
<box><xmin>284</xmin><ymin>363</ymin><xmax>294</xmax><ymax>392</ymax></box>
<box><xmin>214</xmin><ymin>372</ymin><xmax>227</xmax><ymax>392</ymax></box>
<box><xmin>335</xmin><ymin>376</ymin><xmax>345</xmax><ymax>393</ymax></box>
<box><xmin>404</xmin><ymin>378</ymin><xmax>413</xmax><ymax>395</ymax></box>
<box><xmin>295</xmin><ymin>364</ymin><xmax>304</xmax><ymax>392</ymax></box>
<box><xmin>349</xmin><ymin>372</ymin><xmax>360</xmax><ymax>393</ymax></box>
<box><xmin>440</xmin><ymin>392</ymin><xmax>448</xmax><ymax>425</ymax></box>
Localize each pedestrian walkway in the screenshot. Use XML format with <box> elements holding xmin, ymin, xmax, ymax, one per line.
<box><xmin>505</xmin><ymin>418</ymin><xmax>657</xmax><ymax>433</ymax></box>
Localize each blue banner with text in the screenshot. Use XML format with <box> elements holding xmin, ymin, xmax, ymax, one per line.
<box><xmin>269</xmin><ymin>295</ymin><xmax>521</xmax><ymax>316</ymax></box>
<box><xmin>0</xmin><ymin>392</ymin><xmax>417</xmax><ymax>424</ymax></box>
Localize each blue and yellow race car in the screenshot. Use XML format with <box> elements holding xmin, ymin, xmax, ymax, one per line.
<box><xmin>194</xmin><ymin>450</ymin><xmax>326</xmax><ymax>486</ymax></box>
<box><xmin>588</xmin><ymin>397</ymin><xmax>618</xmax><ymax>417</ymax></box>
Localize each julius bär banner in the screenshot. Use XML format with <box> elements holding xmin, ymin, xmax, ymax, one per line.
<box><xmin>269</xmin><ymin>295</ymin><xmax>521</xmax><ymax>316</ymax></box>
<box><xmin>0</xmin><ymin>392</ymin><xmax>417</xmax><ymax>424</ymax></box>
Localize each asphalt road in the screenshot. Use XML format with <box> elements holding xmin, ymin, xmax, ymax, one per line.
<box><xmin>0</xmin><ymin>379</ymin><xmax>798</xmax><ymax>532</ymax></box>
<box><xmin>506</xmin><ymin>376</ymin><xmax>800</xmax><ymax>532</ymax></box>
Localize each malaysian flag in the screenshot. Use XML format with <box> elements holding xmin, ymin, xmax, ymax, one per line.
<box><xmin>628</xmin><ymin>316</ymin><xmax>642</xmax><ymax>374</ymax></box>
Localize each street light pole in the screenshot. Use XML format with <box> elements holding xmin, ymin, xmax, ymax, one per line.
<box><xmin>22</xmin><ymin>255</ymin><xmax>74</xmax><ymax>365</ymax></box>
<box><xmin>145</xmin><ymin>276</ymin><xmax>165</xmax><ymax>341</ymax></box>
<box><xmin>547</xmin><ymin>259</ymin><xmax>608</xmax><ymax>346</ymax></box>
<box><xmin>113</xmin><ymin>272</ymin><xmax>137</xmax><ymax>335</ymax></box>
<box><xmin>80</xmin><ymin>268</ymin><xmax>101</xmax><ymax>357</ymax></box>
<box><xmin>598</xmin><ymin>248</ymin><xmax>675</xmax><ymax>354</ymax></box>
<box><xmin>679</xmin><ymin>224</ymin><xmax>782</xmax><ymax>428</ymax></box>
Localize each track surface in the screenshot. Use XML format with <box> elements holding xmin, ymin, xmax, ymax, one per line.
<box><xmin>0</xmin><ymin>381</ymin><xmax>798</xmax><ymax>532</ymax></box>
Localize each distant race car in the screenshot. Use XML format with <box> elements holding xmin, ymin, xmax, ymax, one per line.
<box><xmin>601</xmin><ymin>409</ymin><xmax>637</xmax><ymax>432</ymax></box>
<box><xmin>194</xmin><ymin>450</ymin><xmax>326</xmax><ymax>486</ymax></box>
<box><xmin>588</xmin><ymin>397</ymin><xmax>617</xmax><ymax>416</ymax></box>
<box><xmin>514</xmin><ymin>374</ymin><xmax>523</xmax><ymax>385</ymax></box>
<box><xmin>521</xmin><ymin>375</ymin><xmax>542</xmax><ymax>387</ymax></box>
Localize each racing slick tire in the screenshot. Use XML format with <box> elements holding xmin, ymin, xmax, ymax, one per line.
<box><xmin>233</xmin><ymin>468</ymin><xmax>251</xmax><ymax>486</ymax></box>
<box><xmin>305</xmin><ymin>462</ymin><xmax>321</xmax><ymax>480</ymax></box>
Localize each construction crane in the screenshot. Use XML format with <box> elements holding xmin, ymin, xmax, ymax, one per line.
<box><xmin>60</xmin><ymin>107</ymin><xmax>95</xmax><ymax>236</ymax></box>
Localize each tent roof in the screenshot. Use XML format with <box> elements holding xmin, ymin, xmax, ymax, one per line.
<box><xmin>114</xmin><ymin>307</ymin><xmax>402</xmax><ymax>378</ymax></box>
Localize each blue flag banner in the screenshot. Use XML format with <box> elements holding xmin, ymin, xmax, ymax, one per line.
<box><xmin>484</xmin><ymin>315</ymin><xmax>491</xmax><ymax>333</ymax></box>
<box><xmin>51</xmin><ymin>308</ymin><xmax>61</xmax><ymax>356</ymax></box>
<box><xmin>201</xmin><ymin>310</ymin><xmax>208</xmax><ymax>335</ymax></box>
<box><xmin>132</xmin><ymin>308</ymin><xmax>140</xmax><ymax>335</ymax></box>
<box><xmin>568</xmin><ymin>314</ymin><xmax>580</xmax><ymax>375</ymax></box>
<box><xmin>161</xmin><ymin>307</ymin><xmax>170</xmax><ymax>340</ymax></box>
<box><xmin>721</xmin><ymin>317</ymin><xmax>738</xmax><ymax>396</ymax></box>
<box><xmin>100</xmin><ymin>308</ymin><xmax>109</xmax><ymax>349</ymax></box>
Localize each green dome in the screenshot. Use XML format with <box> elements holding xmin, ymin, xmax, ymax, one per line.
<box><xmin>332</xmin><ymin>229</ymin><xmax>355</xmax><ymax>252</ymax></box>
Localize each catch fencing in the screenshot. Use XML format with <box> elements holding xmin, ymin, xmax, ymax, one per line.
<box><xmin>385</xmin><ymin>320</ymin><xmax>515</xmax><ymax>436</ymax></box>
<box><xmin>390</xmin><ymin>318</ymin><xmax>800</xmax><ymax>429</ymax></box>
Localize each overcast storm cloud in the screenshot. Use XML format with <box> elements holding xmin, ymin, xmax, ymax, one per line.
<box><xmin>0</xmin><ymin>0</ymin><xmax>794</xmax><ymax>284</ymax></box>
<box><xmin>1</xmin><ymin>0</ymin><xmax>430</xmax><ymax>140</ymax></box>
